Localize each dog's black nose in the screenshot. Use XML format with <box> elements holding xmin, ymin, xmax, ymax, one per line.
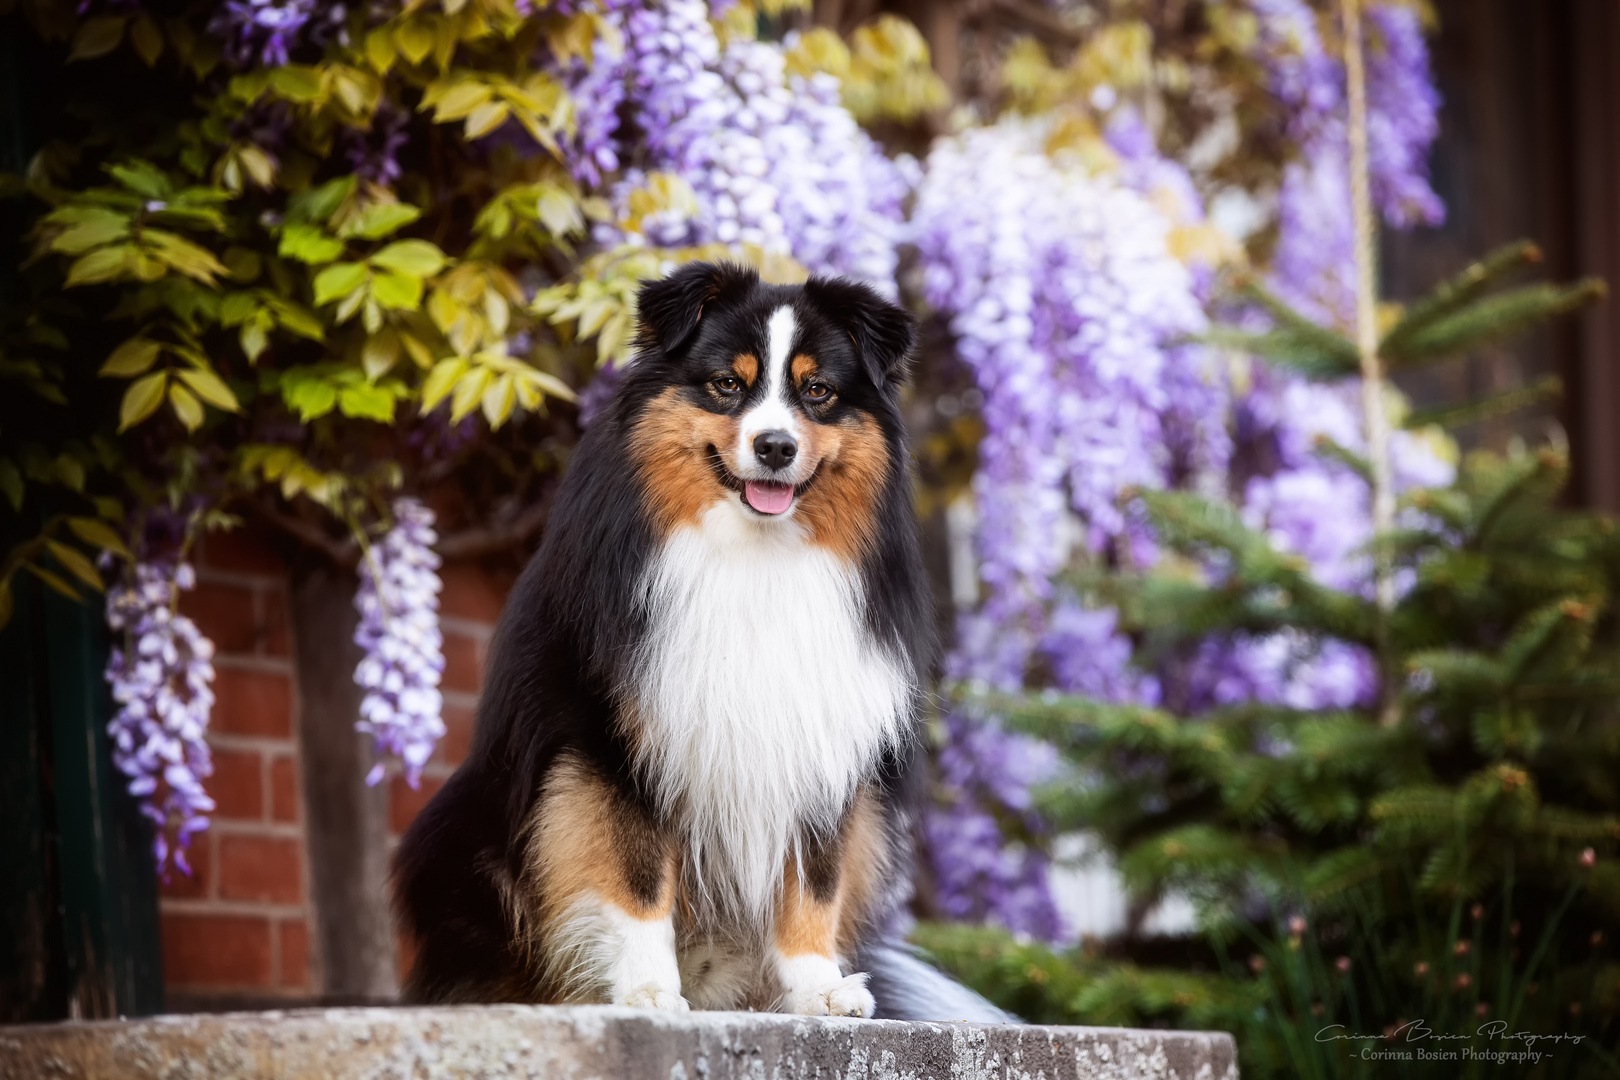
<box><xmin>753</xmin><ymin>430</ymin><xmax>798</xmax><ymax>471</ymax></box>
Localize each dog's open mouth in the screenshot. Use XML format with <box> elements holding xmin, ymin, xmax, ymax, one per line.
<box><xmin>708</xmin><ymin>448</ymin><xmax>819</xmax><ymax>516</ymax></box>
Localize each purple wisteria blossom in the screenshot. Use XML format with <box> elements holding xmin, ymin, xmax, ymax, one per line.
<box><xmin>105</xmin><ymin>560</ymin><xmax>217</xmax><ymax>876</ymax></box>
<box><xmin>354</xmin><ymin>498</ymin><xmax>446</xmax><ymax>789</ymax></box>
<box><xmin>210</xmin><ymin>0</ymin><xmax>317</xmax><ymax>68</ymax></box>
<box><xmin>1256</xmin><ymin>0</ymin><xmax>1445</xmax><ymax>324</ymax></box>
<box><xmin>344</xmin><ymin>102</ymin><xmax>410</xmax><ymax>187</ymax></box>
<box><xmin>912</xmin><ymin>119</ymin><xmax>1219</xmax><ymax>936</ymax></box>
<box><xmin>927</xmin><ymin>711</ymin><xmax>1065</xmax><ymax>939</ymax></box>
<box><xmin>565</xmin><ymin>0</ymin><xmax>909</xmax><ymax>292</ymax></box>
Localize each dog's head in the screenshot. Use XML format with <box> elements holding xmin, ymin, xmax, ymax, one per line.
<box><xmin>617</xmin><ymin>261</ymin><xmax>915</xmax><ymax>559</ymax></box>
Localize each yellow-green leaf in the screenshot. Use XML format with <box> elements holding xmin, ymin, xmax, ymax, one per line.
<box><xmin>130</xmin><ymin>14</ymin><xmax>164</xmax><ymax>65</ymax></box>
<box><xmin>394</xmin><ymin>20</ymin><xmax>434</xmax><ymax>64</ymax></box>
<box><xmin>525</xmin><ymin>368</ymin><xmax>577</xmax><ymax>402</ymax></box>
<box><xmin>54</xmin><ymin>454</ymin><xmax>86</xmax><ymax>492</ymax></box>
<box><xmin>241</xmin><ymin>321</ymin><xmax>269</xmax><ymax>362</ymax></box>
<box><xmin>238</xmin><ymin>145</ymin><xmax>277</xmax><ymax>188</ymax></box>
<box><xmin>428</xmin><ymin>81</ymin><xmax>492</xmax><ymax>121</ymax></box>
<box><xmin>176</xmin><ymin>368</ymin><xmax>242</xmax><ymax>412</ymax></box>
<box><xmin>282</xmin><ymin>373</ymin><xmax>338</xmax><ymax>420</ymax></box>
<box><xmin>27</xmin><ymin>564</ymin><xmax>82</xmax><ymax>603</ymax></box>
<box><xmin>340</xmin><ymin>202</ymin><xmax>421</xmax><ymax>240</ymax></box>
<box><xmin>65</xmin><ymin>245</ymin><xmax>133</xmax><ymax>287</ymax></box>
<box><xmin>371</xmin><ymin>270</ymin><xmax>423</xmax><ymax>310</ymax></box>
<box><xmin>69</xmin><ymin>16</ymin><xmax>127</xmax><ymax>61</ymax></box>
<box><xmin>313</xmin><ymin>262</ymin><xmax>368</xmax><ymax>305</ymax></box>
<box><xmin>362</xmin><ymin>328</ymin><xmax>401</xmax><ymax>379</ymax></box>
<box><xmin>450</xmin><ymin>366</ymin><xmax>492</xmax><ymax>422</ymax></box>
<box><xmin>45</xmin><ymin>540</ymin><xmax>105</xmax><ymax>593</ymax></box>
<box><xmin>420</xmin><ymin>357</ymin><xmax>468</xmax><ymax>412</ymax></box>
<box><xmin>279</xmin><ymin>224</ymin><xmax>346</xmax><ymax>264</ymax></box>
<box><xmin>481</xmin><ymin>373</ymin><xmax>516</xmax><ymax>427</ymax></box>
<box><xmin>143</xmin><ymin>229</ymin><xmax>227</xmax><ymax>283</ymax></box>
<box><xmin>400</xmin><ymin>332</ymin><xmax>436</xmax><ymax>368</ymax></box>
<box><xmin>269</xmin><ymin>65</ymin><xmax>323</xmax><ymax>102</ymax></box>
<box><xmin>597</xmin><ymin>309</ymin><xmax>631</xmax><ymax>366</ymax></box>
<box><xmin>101</xmin><ymin>338</ymin><xmax>162</xmax><ymax>377</ymax></box>
<box><xmin>67</xmin><ymin>517</ymin><xmax>132</xmax><ymax>560</ymax></box>
<box><xmin>365</xmin><ymin>28</ymin><xmax>397</xmax><ymax>71</ymax></box>
<box><xmin>337</xmin><ymin>383</ymin><xmax>397</xmax><ymax>422</ymax></box>
<box><xmin>118</xmin><ymin>371</ymin><xmax>168</xmax><ymax>430</ymax></box>
<box><xmin>168</xmin><ymin>382</ymin><xmax>204</xmax><ymax>430</ymax></box>
<box><xmin>371</xmin><ymin>239</ymin><xmax>446</xmax><ymax>278</ymax></box>
<box><xmin>0</xmin><ymin>460</ymin><xmax>23</xmax><ymax>510</ymax></box>
<box><xmin>464</xmin><ymin>101</ymin><xmax>511</xmax><ymax>139</ymax></box>
<box><xmin>51</xmin><ymin>209</ymin><xmax>130</xmax><ymax>254</ymax></box>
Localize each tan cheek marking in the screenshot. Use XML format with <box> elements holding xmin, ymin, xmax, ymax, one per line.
<box><xmin>733</xmin><ymin>353</ymin><xmax>759</xmax><ymax>385</ymax></box>
<box><xmin>790</xmin><ymin>354</ymin><xmax>818</xmax><ymax>384</ymax></box>
<box><xmin>630</xmin><ymin>386</ymin><xmax>737</xmax><ymax>533</ymax></box>
<box><xmin>795</xmin><ymin>414</ymin><xmax>890</xmax><ymax>563</ymax></box>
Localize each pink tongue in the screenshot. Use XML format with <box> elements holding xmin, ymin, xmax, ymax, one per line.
<box><xmin>744</xmin><ymin>480</ymin><xmax>794</xmax><ymax>515</ymax></box>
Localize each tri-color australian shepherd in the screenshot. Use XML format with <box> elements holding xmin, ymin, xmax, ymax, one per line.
<box><xmin>395</xmin><ymin>261</ymin><xmax>1001</xmax><ymax>1020</ymax></box>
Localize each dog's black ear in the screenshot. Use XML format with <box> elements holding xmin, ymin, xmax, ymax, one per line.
<box><xmin>635</xmin><ymin>261</ymin><xmax>759</xmax><ymax>359</ymax></box>
<box><xmin>803</xmin><ymin>276</ymin><xmax>917</xmax><ymax>388</ymax></box>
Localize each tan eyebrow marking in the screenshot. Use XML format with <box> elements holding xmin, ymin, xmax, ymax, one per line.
<box><xmin>732</xmin><ymin>353</ymin><xmax>759</xmax><ymax>385</ymax></box>
<box><xmin>790</xmin><ymin>354</ymin><xmax>819</xmax><ymax>384</ymax></box>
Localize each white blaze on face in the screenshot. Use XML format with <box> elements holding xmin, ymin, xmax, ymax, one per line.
<box><xmin>735</xmin><ymin>305</ymin><xmax>802</xmax><ymax>477</ymax></box>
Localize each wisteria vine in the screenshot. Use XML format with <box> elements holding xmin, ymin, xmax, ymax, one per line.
<box><xmin>354</xmin><ymin>498</ymin><xmax>447</xmax><ymax>789</ymax></box>
<box><xmin>105</xmin><ymin>559</ymin><xmax>217</xmax><ymax>877</ymax></box>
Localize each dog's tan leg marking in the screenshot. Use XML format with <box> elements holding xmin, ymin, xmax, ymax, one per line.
<box><xmin>772</xmin><ymin>790</ymin><xmax>885</xmax><ymax>1017</ymax></box>
<box><xmin>521</xmin><ymin>755</ymin><xmax>686</xmax><ymax>1009</ymax></box>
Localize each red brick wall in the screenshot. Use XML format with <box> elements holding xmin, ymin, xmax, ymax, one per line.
<box><xmin>163</xmin><ymin>526</ymin><xmax>511</xmax><ymax>1004</ymax></box>
<box><xmin>164</xmin><ymin>528</ymin><xmax>313</xmax><ymax>1002</ymax></box>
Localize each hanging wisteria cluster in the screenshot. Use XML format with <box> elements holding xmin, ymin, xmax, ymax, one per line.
<box><xmin>567</xmin><ymin>0</ymin><xmax>910</xmax><ymax>291</ymax></box>
<box><xmin>911</xmin><ymin>117</ymin><xmax>1219</xmax><ymax>937</ymax></box>
<box><xmin>1257</xmin><ymin>0</ymin><xmax>1443</xmax><ymax>324</ymax></box>
<box><xmin>353</xmin><ymin>498</ymin><xmax>447</xmax><ymax>789</ymax></box>
<box><xmin>105</xmin><ymin>560</ymin><xmax>217</xmax><ymax>877</ymax></box>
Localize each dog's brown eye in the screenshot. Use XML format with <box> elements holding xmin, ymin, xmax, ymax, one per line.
<box><xmin>803</xmin><ymin>382</ymin><xmax>832</xmax><ymax>402</ymax></box>
<box><xmin>713</xmin><ymin>376</ymin><xmax>742</xmax><ymax>395</ymax></box>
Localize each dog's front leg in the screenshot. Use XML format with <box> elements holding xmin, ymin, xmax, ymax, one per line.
<box><xmin>522</xmin><ymin>755</ymin><xmax>686</xmax><ymax>1009</ymax></box>
<box><xmin>771</xmin><ymin>794</ymin><xmax>883</xmax><ymax>1018</ymax></box>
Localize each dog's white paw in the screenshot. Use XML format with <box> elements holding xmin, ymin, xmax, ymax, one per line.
<box><xmin>784</xmin><ymin>972</ymin><xmax>875</xmax><ymax>1018</ymax></box>
<box><xmin>618</xmin><ymin>984</ymin><xmax>690</xmax><ymax>1011</ymax></box>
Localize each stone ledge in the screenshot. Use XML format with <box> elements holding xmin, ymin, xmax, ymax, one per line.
<box><xmin>0</xmin><ymin>1005</ymin><xmax>1237</xmax><ymax>1080</ymax></box>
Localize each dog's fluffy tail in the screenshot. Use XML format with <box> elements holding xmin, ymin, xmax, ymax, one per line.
<box><xmin>859</xmin><ymin>939</ymin><xmax>1016</xmax><ymax>1023</ymax></box>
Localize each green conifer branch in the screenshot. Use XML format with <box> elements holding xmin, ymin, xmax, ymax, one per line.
<box><xmin>1403</xmin><ymin>374</ymin><xmax>1561</xmax><ymax>431</ymax></box>
<box><xmin>1379</xmin><ymin>240</ymin><xmax>1543</xmax><ymax>355</ymax></box>
<box><xmin>1384</xmin><ymin>279</ymin><xmax>1606</xmax><ymax>369</ymax></box>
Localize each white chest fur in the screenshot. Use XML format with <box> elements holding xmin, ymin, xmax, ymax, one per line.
<box><xmin>631</xmin><ymin>500</ymin><xmax>911</xmax><ymax>920</ymax></box>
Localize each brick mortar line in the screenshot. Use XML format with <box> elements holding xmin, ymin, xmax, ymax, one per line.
<box><xmin>213</xmin><ymin>654</ymin><xmax>296</xmax><ymax>675</ymax></box>
<box><xmin>206</xmin><ymin>821</ymin><xmax>306</xmax><ymax>839</ymax></box>
<box><xmin>159</xmin><ymin>899</ymin><xmax>307</xmax><ymax>918</ymax></box>
<box><xmin>443</xmin><ymin>690</ymin><xmax>479</xmax><ymax>710</ymax></box>
<box><xmin>206</xmin><ymin>733</ymin><xmax>300</xmax><ymax>754</ymax></box>
<box><xmin>440</xmin><ymin>615</ymin><xmax>495</xmax><ymax>640</ymax></box>
<box><xmin>195</xmin><ymin>567</ymin><xmax>286</xmax><ymax>591</ymax></box>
